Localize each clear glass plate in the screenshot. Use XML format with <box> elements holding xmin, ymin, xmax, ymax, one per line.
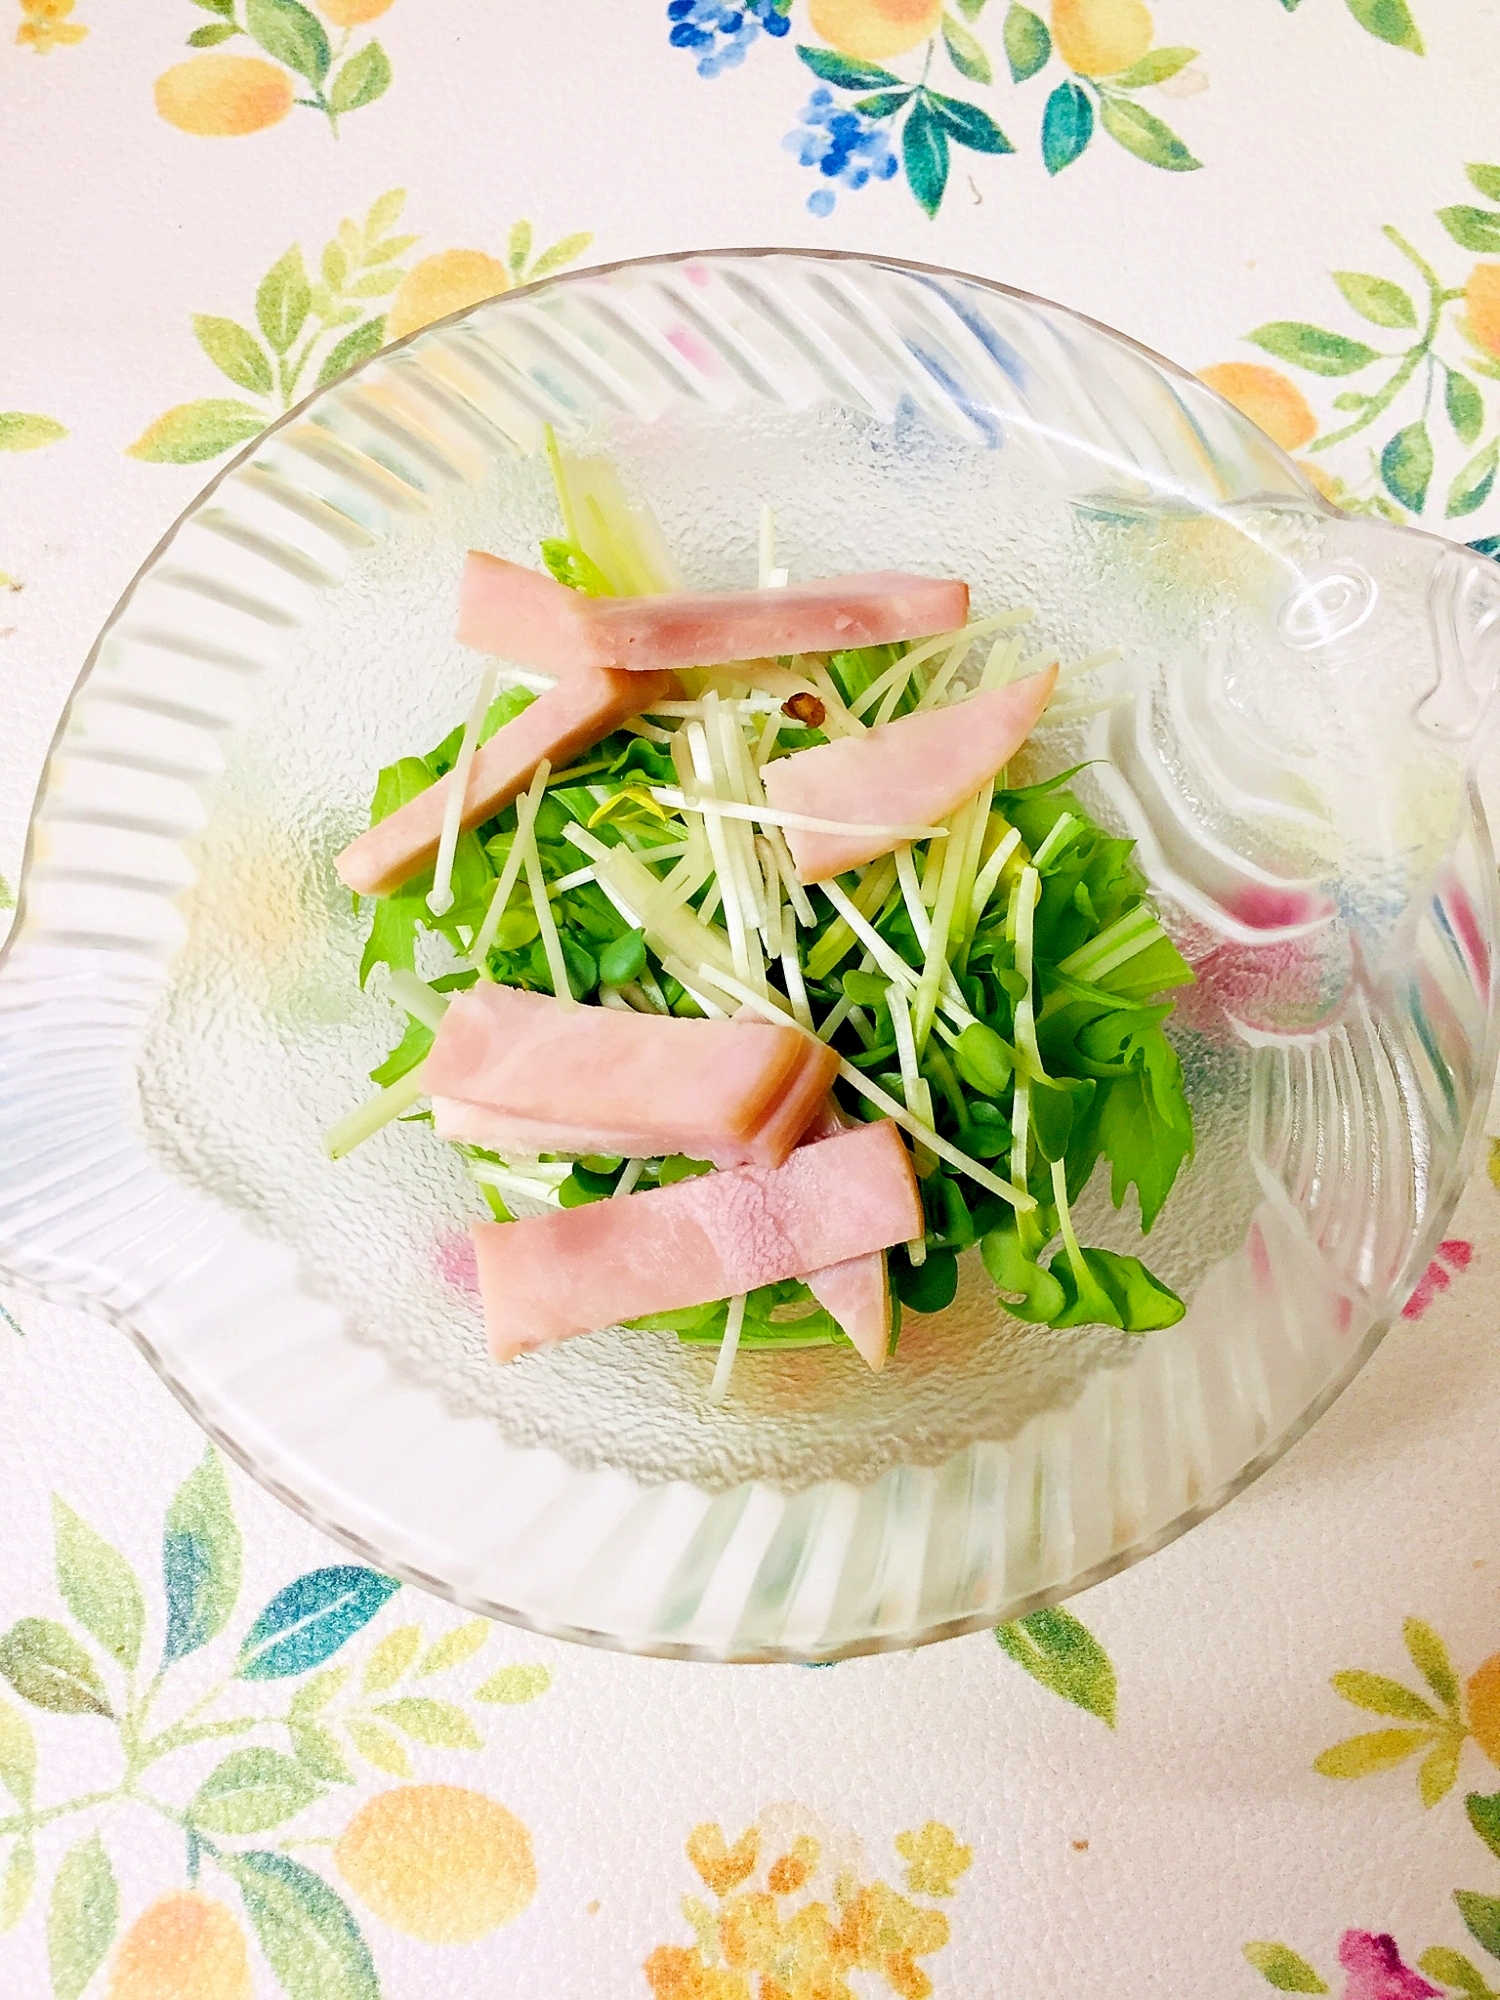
<box><xmin>3</xmin><ymin>251</ymin><xmax>1499</xmax><ymax>1661</ymax></box>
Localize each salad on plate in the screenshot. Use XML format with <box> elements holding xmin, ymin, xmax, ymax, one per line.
<box><xmin>327</xmin><ymin>437</ymin><xmax>1195</xmax><ymax>1397</ymax></box>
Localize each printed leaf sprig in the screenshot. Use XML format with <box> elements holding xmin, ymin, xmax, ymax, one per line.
<box><xmin>1274</xmin><ymin>0</ymin><xmax>1423</xmax><ymax>54</ymax></box>
<box><xmin>1314</xmin><ymin>1617</ymin><xmax>1472</xmax><ymax>1805</ymax></box>
<box><xmin>1205</xmin><ymin>167</ymin><xmax>1500</xmax><ymax>533</ymax></box>
<box><xmin>995</xmin><ymin>1606</ymin><xmax>1117</xmax><ymax>1725</ymax></box>
<box><xmin>0</xmin><ymin>1448</ymin><xmax>551</xmax><ymax>1997</ymax></box>
<box><xmin>158</xmin><ymin>0</ymin><xmax>394</xmax><ymax>138</ymax></box>
<box><xmin>125</xmin><ymin>190</ymin><xmax>593</xmax><ymax>466</ymax></box>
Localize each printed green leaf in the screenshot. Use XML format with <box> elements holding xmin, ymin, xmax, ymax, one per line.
<box><xmin>0</xmin><ymin>1698</ymin><xmax>37</xmax><ymax>1807</ymax></box>
<box><xmin>957</xmin><ymin>0</ymin><xmax>987</xmax><ymax>15</ymax></box>
<box><xmin>1447</xmin><ymin>370</ymin><xmax>1485</xmax><ymax>447</ymax></box>
<box><xmin>51</xmin><ymin>1497</ymin><xmax>144</xmax><ymax>1672</ymax></box>
<box><xmin>362</xmin><ymin>1624</ymin><xmax>421</xmax><ymax>1693</ymax></box>
<box><xmin>1331</xmin><ymin>270</ymin><xmax>1417</xmax><ymax>330</ymax></box>
<box><xmin>193</xmin><ymin>0</ymin><xmax>236</xmax><ymax>15</ymax></box>
<box><xmin>1419</xmin><ymin>1732</ymin><xmax>1463</xmax><ymax>1806</ymax></box>
<box><xmin>187</xmin><ymin>22</ymin><xmax>237</xmax><ymax>45</ymax></box>
<box><xmin>1419</xmin><ymin>1946</ymin><xmax>1495</xmax><ymax>1995</ymax></box>
<box><xmin>927</xmin><ymin>91</ymin><xmax>1013</xmax><ymax>152</ymax></box>
<box><xmin>475</xmin><ymin>1662</ymin><xmax>553</xmax><ymax>1704</ymax></box>
<box><xmin>1002</xmin><ymin>3</ymin><xmax>1050</xmax><ymax>80</ymax></box>
<box><xmin>0</xmin><ymin>412</ymin><xmax>67</xmax><ymax>453</ymax></box>
<box><xmin>345</xmin><ymin>1718</ymin><xmax>411</xmax><ymax>1776</ymax></box>
<box><xmin>126</xmin><ymin>398</ymin><xmax>265</xmax><ymax>465</ymax></box>
<box><xmin>941</xmin><ymin>13</ymin><xmax>992</xmax><ymax>82</ymax></box>
<box><xmin>1468</xmin><ymin>1792</ymin><xmax>1500</xmax><ymax>1862</ymax></box>
<box><xmin>375</xmin><ymin>1697</ymin><xmax>482</xmax><ymax>1748</ymax></box>
<box><xmin>238</xmin><ymin>1567</ymin><xmax>400</xmax><ymax>1680</ymax></box>
<box><xmin>417</xmin><ymin>1620</ymin><xmax>490</xmax><ymax>1676</ymax></box>
<box><xmin>364</xmin><ymin>187</ymin><xmax>406</xmax><ymax>238</ymax></box>
<box><xmin>1344</xmin><ymin>0</ymin><xmax>1423</xmax><ymax>53</ymax></box>
<box><xmin>289</xmin><ymin>1664</ymin><xmax>349</xmax><ymax>1719</ymax></box>
<box><xmin>995</xmin><ymin>1608</ymin><xmax>1116</xmax><ymax>1724</ymax></box>
<box><xmin>163</xmin><ymin>1448</ymin><xmax>242</xmax><ymax>1665</ymax></box>
<box><xmin>1329</xmin><ymin>1669</ymin><xmax>1437</xmax><ymax>1721</ymax></box>
<box><xmin>507</xmin><ymin>219</ymin><xmax>533</xmax><ymax>283</ymax></box>
<box><xmin>1109</xmin><ymin>45</ymin><xmax>1197</xmax><ymax>86</ymax></box>
<box><xmin>902</xmin><ymin>96</ymin><xmax>950</xmax><ymax>217</ymax></box>
<box><xmin>229</xmin><ymin>1851</ymin><xmax>378</xmax><ymax>2000</ymax></box>
<box><xmin>1405</xmin><ymin>1617</ymin><xmax>1461</xmax><ymax>1709</ymax></box>
<box><xmin>0</xmin><ymin>1843</ymin><xmax>34</xmax><ymax>1932</ymax></box>
<box><xmin>795</xmin><ymin>44</ymin><xmax>902</xmax><ymax>90</ymax></box>
<box><xmin>854</xmin><ymin>89</ymin><xmax>913</xmax><ymax>117</ymax></box>
<box><xmin>245</xmin><ymin>0</ymin><xmax>330</xmax><ymax>81</ymax></box>
<box><xmin>1447</xmin><ymin>437</ymin><xmax>1500</xmax><ymax>519</ymax></box>
<box><xmin>1381</xmin><ymin>420</ymin><xmax>1434</xmax><ymax>511</ymax></box>
<box><xmin>0</xmin><ymin>1619</ymin><xmax>111</xmax><ymax>1717</ymax></box>
<box><xmin>526</xmin><ymin>231</ymin><xmax>595</xmax><ymax>282</ymax></box>
<box><xmin>315</xmin><ymin>317</ymin><xmax>386</xmax><ymax>388</ymax></box>
<box><xmin>256</xmin><ymin>246</ymin><xmax>312</xmax><ymax>356</ymax></box>
<box><xmin>290</xmin><ymin>1720</ymin><xmax>355</xmax><ymax>1784</ymax></box>
<box><xmin>1098</xmin><ymin>97</ymin><xmax>1201</xmax><ymax>172</ymax></box>
<box><xmin>1243</xmin><ymin>1942</ymin><xmax>1329</xmax><ymax>1993</ymax></box>
<box><xmin>191</xmin><ymin>1747</ymin><xmax>322</xmax><ymax>1834</ymax></box>
<box><xmin>192</xmin><ymin>315</ymin><xmax>274</xmax><ymax>395</ymax></box>
<box><xmin>1439</xmin><ymin>207</ymin><xmax>1500</xmax><ymax>254</ymax></box>
<box><xmin>1467</xmin><ymin>163</ymin><xmax>1500</xmax><ymax>203</ymax></box>
<box><xmin>1456</xmin><ymin>1891</ymin><xmax>1500</xmax><ymax>1965</ymax></box>
<box><xmin>1040</xmin><ymin>79</ymin><xmax>1092</xmax><ymax>173</ymax></box>
<box><xmin>328</xmin><ymin>40</ymin><xmax>391</xmax><ymax>116</ymax></box>
<box><xmin>347</xmin><ymin>268</ymin><xmax>403</xmax><ymax>298</ymax></box>
<box><xmin>47</xmin><ymin>1834</ymin><xmax>118</xmax><ymax>2000</ymax></box>
<box><xmin>1313</xmin><ymin>1727</ymin><xmax>1431</xmax><ymax>1777</ymax></box>
<box><xmin>1247</xmin><ymin>323</ymin><xmax>1380</xmax><ymax>375</ymax></box>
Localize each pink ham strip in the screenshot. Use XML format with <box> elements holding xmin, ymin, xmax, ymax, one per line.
<box><xmin>425</xmin><ymin>983</ymin><xmax>838</xmax><ymax>1169</ymax></box>
<box><xmin>797</xmin><ymin>1099</ymin><xmax>893</xmax><ymax>1372</ymax></box>
<box><xmin>459</xmin><ymin>552</ymin><xmax>969</xmax><ymax>675</ymax></box>
<box><xmin>472</xmin><ymin>1118</ymin><xmax>922</xmax><ymax>1359</ymax></box>
<box><xmin>761</xmin><ymin>667</ymin><xmax>1059</xmax><ymax>885</ymax></box>
<box><xmin>335</xmin><ymin>666</ymin><xmax>670</xmax><ymax>897</ymax></box>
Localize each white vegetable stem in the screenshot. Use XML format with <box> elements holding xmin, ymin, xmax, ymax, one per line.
<box><xmin>648</xmin><ymin>787</ymin><xmax>949</xmax><ymax>844</ymax></box>
<box><xmin>324</xmin><ymin>1066</ymin><xmax>426</xmax><ymax>1161</ymax></box>
<box><xmin>835</xmin><ymin>1061</ymin><xmax>1033</xmax><ymax>1211</ymax></box>
<box><xmin>709</xmin><ymin>1293</ymin><xmax>748</xmax><ymax>1404</ymax></box>
<box><xmin>471</xmin><ymin>759</ymin><xmax>551</xmax><ymax>975</ymax></box>
<box><xmin>387</xmin><ymin>967</ymin><xmax>449</xmax><ymax>1030</ymax></box>
<box><xmin>427</xmin><ymin>662</ymin><xmax>498</xmax><ymax>917</ymax></box>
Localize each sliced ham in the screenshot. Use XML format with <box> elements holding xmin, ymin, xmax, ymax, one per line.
<box><xmin>459</xmin><ymin>552</ymin><xmax>968</xmax><ymax>675</ymax></box>
<box><xmin>336</xmin><ymin>666</ymin><xmax>669</xmax><ymax>898</ymax></box>
<box><xmin>472</xmin><ymin>1118</ymin><xmax>922</xmax><ymax>1359</ymax></box>
<box><xmin>761</xmin><ymin>667</ymin><xmax>1058</xmax><ymax>884</ymax></box>
<box><xmin>797</xmin><ymin>1099</ymin><xmax>894</xmax><ymax>1372</ymax></box>
<box><xmin>425</xmin><ymin>984</ymin><xmax>838</xmax><ymax>1169</ymax></box>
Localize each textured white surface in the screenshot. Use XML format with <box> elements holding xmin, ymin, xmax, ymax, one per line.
<box><xmin>4</xmin><ymin>4</ymin><xmax>1500</xmax><ymax>1995</ymax></box>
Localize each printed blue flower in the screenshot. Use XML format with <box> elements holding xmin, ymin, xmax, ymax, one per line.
<box><xmin>667</xmin><ymin>0</ymin><xmax>789</xmax><ymax>78</ymax></box>
<box><xmin>783</xmin><ymin>88</ymin><xmax>900</xmax><ymax>214</ymax></box>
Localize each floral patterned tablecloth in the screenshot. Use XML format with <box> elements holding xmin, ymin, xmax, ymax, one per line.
<box><xmin>5</xmin><ymin>3</ymin><xmax>1500</xmax><ymax>1996</ymax></box>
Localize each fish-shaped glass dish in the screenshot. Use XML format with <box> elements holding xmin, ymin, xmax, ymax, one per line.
<box><xmin>2</xmin><ymin>251</ymin><xmax>1498</xmax><ymax>1661</ymax></box>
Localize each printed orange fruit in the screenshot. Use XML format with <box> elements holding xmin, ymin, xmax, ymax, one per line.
<box><xmin>106</xmin><ymin>1892</ymin><xmax>252</xmax><ymax>2000</ymax></box>
<box><xmin>386</xmin><ymin>250</ymin><xmax>511</xmax><ymax>341</ymax></box>
<box><xmin>335</xmin><ymin>1783</ymin><xmax>536</xmax><ymax>1942</ymax></box>
<box><xmin>1198</xmin><ymin>362</ymin><xmax>1318</xmax><ymax>453</ymax></box>
<box><xmin>154</xmin><ymin>56</ymin><xmax>295</xmax><ymax>137</ymax></box>
<box><xmin>807</xmin><ymin>0</ymin><xmax>943</xmax><ymax>62</ymax></box>
<box><xmin>322</xmin><ymin>0</ymin><xmax>394</xmax><ymax>22</ymax></box>
<box><xmin>1469</xmin><ymin>1652</ymin><xmax>1500</xmax><ymax>1766</ymax></box>
<box><xmin>1051</xmin><ymin>0</ymin><xmax>1153</xmax><ymax>75</ymax></box>
<box><xmin>1464</xmin><ymin>265</ymin><xmax>1500</xmax><ymax>360</ymax></box>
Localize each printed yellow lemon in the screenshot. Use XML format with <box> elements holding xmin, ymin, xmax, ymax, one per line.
<box><xmin>322</xmin><ymin>0</ymin><xmax>393</xmax><ymax>21</ymax></box>
<box><xmin>1464</xmin><ymin>265</ymin><xmax>1500</xmax><ymax>360</ymax></box>
<box><xmin>807</xmin><ymin>0</ymin><xmax>943</xmax><ymax>62</ymax></box>
<box><xmin>107</xmin><ymin>1893</ymin><xmax>252</xmax><ymax>2000</ymax></box>
<box><xmin>1198</xmin><ymin>362</ymin><xmax>1318</xmax><ymax>453</ymax></box>
<box><xmin>335</xmin><ymin>1784</ymin><xmax>536</xmax><ymax>1942</ymax></box>
<box><xmin>1051</xmin><ymin>0</ymin><xmax>1153</xmax><ymax>75</ymax></box>
<box><xmin>1469</xmin><ymin>1652</ymin><xmax>1500</xmax><ymax>1765</ymax></box>
<box><xmin>155</xmin><ymin>56</ymin><xmax>295</xmax><ymax>137</ymax></box>
<box><xmin>387</xmin><ymin>251</ymin><xmax>511</xmax><ymax>341</ymax></box>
